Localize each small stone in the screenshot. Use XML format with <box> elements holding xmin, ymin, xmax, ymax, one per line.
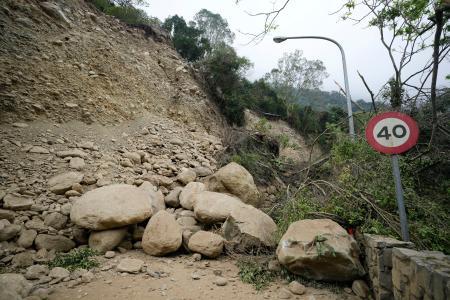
<box><xmin>49</xmin><ymin>267</ymin><xmax>70</xmax><ymax>279</ymax></box>
<box><xmin>116</xmin><ymin>258</ymin><xmax>144</xmax><ymax>273</ymax></box>
<box><xmin>288</xmin><ymin>281</ymin><xmax>306</xmax><ymax>295</ymax></box>
<box><xmin>191</xmin><ymin>272</ymin><xmax>200</xmax><ymax>280</ymax></box>
<box><xmin>3</xmin><ymin>194</ymin><xmax>34</xmax><ymax>210</ymax></box>
<box><xmin>25</xmin><ymin>265</ymin><xmax>49</xmax><ymax>280</ymax></box>
<box><xmin>214</xmin><ymin>277</ymin><xmax>228</xmax><ymax>286</ymax></box>
<box><xmin>279</xmin><ymin>288</ymin><xmax>293</xmax><ymax>299</ymax></box>
<box><xmin>192</xmin><ymin>253</ymin><xmax>201</xmax><ymax>261</ymax></box>
<box><xmin>69</xmin><ymin>157</ymin><xmax>85</xmax><ymax>170</ymax></box>
<box><xmin>44</xmin><ymin>212</ymin><xmax>67</xmax><ymax>230</ymax></box>
<box><xmin>29</xmin><ymin>146</ymin><xmax>50</xmax><ymax>154</ymax></box>
<box><xmin>104</xmin><ymin>251</ymin><xmax>115</xmax><ymax>258</ymax></box>
<box><xmin>17</xmin><ymin>229</ymin><xmax>37</xmax><ymax>248</ymax></box>
<box><xmin>352</xmin><ymin>280</ymin><xmax>370</xmax><ymax>298</ymax></box>
<box><xmin>12</xmin><ymin>252</ymin><xmax>34</xmax><ymax>267</ymax></box>
<box><xmin>12</xmin><ymin>122</ymin><xmax>28</xmax><ymax>128</ymax></box>
<box><xmin>177</xmin><ymin>169</ymin><xmax>196</xmax><ymax>185</ymax></box>
<box><xmin>81</xmin><ymin>271</ymin><xmax>94</xmax><ymax>283</ymax></box>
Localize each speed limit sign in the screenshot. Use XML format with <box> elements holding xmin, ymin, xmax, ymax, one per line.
<box><xmin>365</xmin><ymin>111</ymin><xmax>419</xmax><ymax>242</ymax></box>
<box><xmin>366</xmin><ymin>112</ymin><xmax>419</xmax><ymax>154</ymax></box>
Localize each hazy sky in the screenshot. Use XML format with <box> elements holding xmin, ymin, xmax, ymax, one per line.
<box><xmin>144</xmin><ymin>0</ymin><xmax>450</xmax><ymax>101</ymax></box>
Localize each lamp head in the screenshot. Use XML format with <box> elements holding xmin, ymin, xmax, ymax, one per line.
<box><xmin>273</xmin><ymin>36</ymin><xmax>287</xmax><ymax>43</ymax></box>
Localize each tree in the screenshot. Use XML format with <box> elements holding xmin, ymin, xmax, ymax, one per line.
<box><xmin>200</xmin><ymin>43</ymin><xmax>252</xmax><ymax>125</ymax></box>
<box><xmin>194</xmin><ymin>9</ymin><xmax>235</xmax><ymax>49</ymax></box>
<box><xmin>264</xmin><ymin>50</ymin><xmax>328</xmax><ymax>103</ymax></box>
<box><xmin>239</xmin><ymin>0</ymin><xmax>450</xmax><ymax>144</ymax></box>
<box><xmin>340</xmin><ymin>0</ymin><xmax>450</xmax><ymax>144</ymax></box>
<box><xmin>162</xmin><ymin>15</ymin><xmax>210</xmax><ymax>61</ymax></box>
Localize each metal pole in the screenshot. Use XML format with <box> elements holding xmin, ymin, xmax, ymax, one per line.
<box><xmin>273</xmin><ymin>36</ymin><xmax>355</xmax><ymax>138</ymax></box>
<box><xmin>390</xmin><ymin>154</ymin><xmax>410</xmax><ymax>241</ymax></box>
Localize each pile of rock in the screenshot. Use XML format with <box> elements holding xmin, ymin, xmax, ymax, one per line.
<box><xmin>68</xmin><ymin>162</ymin><xmax>278</xmax><ymax>259</ymax></box>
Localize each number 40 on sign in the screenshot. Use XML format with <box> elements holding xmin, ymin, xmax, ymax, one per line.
<box><xmin>365</xmin><ymin>112</ymin><xmax>419</xmax><ymax>241</ymax></box>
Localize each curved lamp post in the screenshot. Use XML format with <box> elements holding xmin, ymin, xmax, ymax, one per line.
<box><xmin>273</xmin><ymin>36</ymin><xmax>355</xmax><ymax>138</ymax></box>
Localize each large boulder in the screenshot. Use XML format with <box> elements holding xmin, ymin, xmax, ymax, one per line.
<box><xmin>179</xmin><ymin>182</ymin><xmax>205</xmax><ymax>210</ymax></box>
<box><xmin>187</xmin><ymin>231</ymin><xmax>224</xmax><ymax>258</ymax></box>
<box><xmin>204</xmin><ymin>162</ymin><xmax>260</xmax><ymax>207</ymax></box>
<box><xmin>139</xmin><ymin>182</ymin><xmax>166</xmax><ymax>213</ymax></box>
<box><xmin>276</xmin><ymin>219</ymin><xmax>365</xmax><ymax>281</ymax></box>
<box><xmin>35</xmin><ymin>234</ymin><xmax>75</xmax><ymax>252</ymax></box>
<box><xmin>222</xmin><ymin>205</ymin><xmax>277</xmax><ymax>251</ymax></box>
<box><xmin>193</xmin><ymin>191</ymin><xmax>246</xmax><ymax>224</ymax></box>
<box><xmin>142</xmin><ymin>211</ymin><xmax>182</xmax><ymax>256</ymax></box>
<box><xmin>88</xmin><ymin>227</ymin><xmax>127</xmax><ymax>253</ymax></box>
<box><xmin>0</xmin><ymin>273</ymin><xmax>32</xmax><ymax>299</ymax></box>
<box><xmin>70</xmin><ymin>184</ymin><xmax>153</xmax><ymax>230</ymax></box>
<box><xmin>48</xmin><ymin>172</ymin><xmax>84</xmax><ymax>195</ymax></box>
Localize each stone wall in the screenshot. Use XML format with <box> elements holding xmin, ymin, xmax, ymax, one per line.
<box><xmin>392</xmin><ymin>248</ymin><xmax>450</xmax><ymax>300</ymax></box>
<box><xmin>363</xmin><ymin>234</ymin><xmax>414</xmax><ymax>300</ymax></box>
<box><xmin>363</xmin><ymin>234</ymin><xmax>450</xmax><ymax>300</ymax></box>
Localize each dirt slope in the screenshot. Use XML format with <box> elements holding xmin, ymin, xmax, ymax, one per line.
<box><xmin>0</xmin><ymin>0</ymin><xmax>224</xmax><ymax>135</ymax></box>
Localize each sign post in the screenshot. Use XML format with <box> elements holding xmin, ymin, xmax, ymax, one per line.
<box><xmin>365</xmin><ymin>112</ymin><xmax>419</xmax><ymax>241</ymax></box>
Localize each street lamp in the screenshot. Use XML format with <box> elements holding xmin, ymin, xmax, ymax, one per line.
<box><xmin>273</xmin><ymin>35</ymin><xmax>355</xmax><ymax>138</ymax></box>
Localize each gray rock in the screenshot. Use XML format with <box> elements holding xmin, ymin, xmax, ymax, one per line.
<box><xmin>165</xmin><ymin>187</ymin><xmax>182</xmax><ymax>207</ymax></box>
<box><xmin>25</xmin><ymin>265</ymin><xmax>49</xmax><ymax>280</ymax></box>
<box><xmin>3</xmin><ymin>194</ymin><xmax>34</xmax><ymax>210</ymax></box>
<box><xmin>0</xmin><ymin>222</ymin><xmax>21</xmax><ymax>241</ymax></box>
<box><xmin>116</xmin><ymin>258</ymin><xmax>144</xmax><ymax>273</ymax></box>
<box><xmin>193</xmin><ymin>167</ymin><xmax>213</xmax><ymax>177</ymax></box>
<box><xmin>187</xmin><ymin>231</ymin><xmax>224</xmax><ymax>258</ymax></box>
<box><xmin>177</xmin><ymin>216</ymin><xmax>197</xmax><ymax>227</ymax></box>
<box><xmin>352</xmin><ymin>280</ymin><xmax>370</xmax><ymax>298</ymax></box>
<box><xmin>12</xmin><ymin>252</ymin><xmax>34</xmax><ymax>267</ymax></box>
<box><xmin>69</xmin><ymin>157</ymin><xmax>85</xmax><ymax>170</ymax></box>
<box><xmin>123</xmin><ymin>152</ymin><xmax>141</xmax><ymax>164</ymax></box>
<box><xmin>0</xmin><ymin>273</ymin><xmax>32</xmax><ymax>298</ymax></box>
<box><xmin>29</xmin><ymin>146</ymin><xmax>50</xmax><ymax>154</ymax></box>
<box><xmin>17</xmin><ymin>229</ymin><xmax>37</xmax><ymax>248</ymax></box>
<box><xmin>214</xmin><ymin>277</ymin><xmax>228</xmax><ymax>286</ymax></box>
<box><xmin>179</xmin><ymin>182</ymin><xmax>206</xmax><ymax>210</ymax></box>
<box><xmin>139</xmin><ymin>182</ymin><xmax>166</xmax><ymax>214</ymax></box>
<box><xmin>279</xmin><ymin>288</ymin><xmax>293</xmax><ymax>299</ymax></box>
<box><xmin>35</xmin><ymin>234</ymin><xmax>75</xmax><ymax>252</ymax></box>
<box><xmin>104</xmin><ymin>251</ymin><xmax>115</xmax><ymax>258</ymax></box>
<box><xmin>70</xmin><ymin>184</ymin><xmax>153</xmax><ymax>230</ymax></box>
<box><xmin>89</xmin><ymin>227</ymin><xmax>127</xmax><ymax>253</ymax></box>
<box><xmin>48</xmin><ymin>172</ymin><xmax>84</xmax><ymax>195</ymax></box>
<box><xmin>56</xmin><ymin>149</ymin><xmax>87</xmax><ymax>158</ymax></box>
<box><xmin>0</xmin><ymin>209</ymin><xmax>15</xmax><ymax>222</ymax></box>
<box><xmin>177</xmin><ymin>169</ymin><xmax>196</xmax><ymax>185</ymax></box>
<box><xmin>44</xmin><ymin>212</ymin><xmax>67</xmax><ymax>229</ymax></box>
<box><xmin>49</xmin><ymin>267</ymin><xmax>70</xmax><ymax>279</ymax></box>
<box><xmin>288</xmin><ymin>281</ymin><xmax>306</xmax><ymax>295</ymax></box>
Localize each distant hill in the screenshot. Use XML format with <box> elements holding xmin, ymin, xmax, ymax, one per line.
<box><xmin>294</xmin><ymin>89</ymin><xmax>374</xmax><ymax>112</ymax></box>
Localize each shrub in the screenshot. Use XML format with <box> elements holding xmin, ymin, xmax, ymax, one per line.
<box><xmin>271</xmin><ymin>125</ymin><xmax>450</xmax><ymax>253</ymax></box>
<box><xmin>47</xmin><ymin>248</ymin><xmax>99</xmax><ymax>271</ymax></box>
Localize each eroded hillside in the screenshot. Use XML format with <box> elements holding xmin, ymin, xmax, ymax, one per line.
<box><xmin>0</xmin><ymin>0</ymin><xmax>224</xmax><ymax>135</ymax></box>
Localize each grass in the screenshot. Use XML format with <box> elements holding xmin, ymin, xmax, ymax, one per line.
<box><xmin>47</xmin><ymin>248</ymin><xmax>99</xmax><ymax>271</ymax></box>
<box><xmin>236</xmin><ymin>257</ymin><xmax>276</xmax><ymax>291</ymax></box>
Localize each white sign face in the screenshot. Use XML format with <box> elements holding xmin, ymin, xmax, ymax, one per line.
<box><xmin>372</xmin><ymin>118</ymin><xmax>410</xmax><ymax>148</ymax></box>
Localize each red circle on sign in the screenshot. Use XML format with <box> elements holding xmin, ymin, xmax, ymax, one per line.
<box><xmin>365</xmin><ymin>112</ymin><xmax>419</xmax><ymax>154</ymax></box>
